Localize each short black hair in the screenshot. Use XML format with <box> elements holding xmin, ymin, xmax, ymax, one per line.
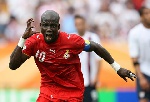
<box><xmin>138</xmin><ymin>6</ymin><xmax>148</xmax><ymax>16</ymax></box>
<box><xmin>74</xmin><ymin>14</ymin><xmax>86</xmax><ymax>21</ymax></box>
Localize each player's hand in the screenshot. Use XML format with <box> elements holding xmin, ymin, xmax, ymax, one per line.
<box><xmin>117</xmin><ymin>68</ymin><xmax>137</xmax><ymax>82</ymax></box>
<box><xmin>139</xmin><ymin>77</ymin><xmax>150</xmax><ymax>91</ymax></box>
<box><xmin>22</xmin><ymin>18</ymin><xmax>38</xmax><ymax>39</ymax></box>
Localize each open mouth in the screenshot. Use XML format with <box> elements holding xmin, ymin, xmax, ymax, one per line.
<box><xmin>45</xmin><ymin>33</ymin><xmax>52</xmax><ymax>41</ymax></box>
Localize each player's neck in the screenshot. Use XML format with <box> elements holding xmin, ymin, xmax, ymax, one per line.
<box><xmin>78</xmin><ymin>31</ymin><xmax>85</xmax><ymax>36</ymax></box>
<box><xmin>143</xmin><ymin>23</ymin><xmax>150</xmax><ymax>29</ymax></box>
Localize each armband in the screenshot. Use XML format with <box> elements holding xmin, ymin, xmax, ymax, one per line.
<box><xmin>18</xmin><ymin>37</ymin><xmax>26</xmax><ymax>48</ymax></box>
<box><xmin>83</xmin><ymin>40</ymin><xmax>90</xmax><ymax>51</ymax></box>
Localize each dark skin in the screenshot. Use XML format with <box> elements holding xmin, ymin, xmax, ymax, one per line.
<box><xmin>141</xmin><ymin>8</ymin><xmax>150</xmax><ymax>29</ymax></box>
<box><xmin>40</xmin><ymin>10</ymin><xmax>60</xmax><ymax>44</ymax></box>
<box><xmin>9</xmin><ymin>10</ymin><xmax>136</xmax><ymax>82</ymax></box>
<box><xmin>9</xmin><ymin>18</ymin><xmax>36</xmax><ymax>69</ymax></box>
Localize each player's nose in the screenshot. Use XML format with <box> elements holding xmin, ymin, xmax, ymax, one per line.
<box><xmin>46</xmin><ymin>26</ymin><xmax>52</xmax><ymax>31</ymax></box>
<box><xmin>46</xmin><ymin>27</ymin><xmax>52</xmax><ymax>33</ymax></box>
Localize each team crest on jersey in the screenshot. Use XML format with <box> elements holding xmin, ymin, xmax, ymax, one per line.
<box><xmin>63</xmin><ymin>50</ymin><xmax>70</xmax><ymax>59</ymax></box>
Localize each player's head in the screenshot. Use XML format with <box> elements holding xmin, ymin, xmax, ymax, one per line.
<box><xmin>139</xmin><ymin>6</ymin><xmax>150</xmax><ymax>27</ymax></box>
<box><xmin>40</xmin><ymin>10</ymin><xmax>60</xmax><ymax>44</ymax></box>
<box><xmin>74</xmin><ymin>15</ymin><xmax>86</xmax><ymax>36</ymax></box>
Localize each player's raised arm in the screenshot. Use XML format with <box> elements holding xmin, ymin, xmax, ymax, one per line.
<box><xmin>85</xmin><ymin>40</ymin><xmax>136</xmax><ymax>82</ymax></box>
<box><xmin>9</xmin><ymin>18</ymin><xmax>37</xmax><ymax>70</ymax></box>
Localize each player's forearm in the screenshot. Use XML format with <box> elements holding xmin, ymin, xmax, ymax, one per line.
<box><xmin>90</xmin><ymin>41</ymin><xmax>122</xmax><ymax>72</ymax></box>
<box><xmin>9</xmin><ymin>37</ymin><xmax>27</xmax><ymax>70</ymax></box>
<box><xmin>91</xmin><ymin>42</ymin><xmax>114</xmax><ymax>64</ymax></box>
<box><xmin>10</xmin><ymin>45</ymin><xmax>20</xmax><ymax>58</ymax></box>
<box><xmin>89</xmin><ymin>42</ymin><xmax>136</xmax><ymax>81</ymax></box>
<box><xmin>9</xmin><ymin>46</ymin><xmax>24</xmax><ymax>70</ymax></box>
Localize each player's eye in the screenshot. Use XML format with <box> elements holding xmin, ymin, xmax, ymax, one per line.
<box><xmin>50</xmin><ymin>25</ymin><xmax>56</xmax><ymax>28</ymax></box>
<box><xmin>42</xmin><ymin>23</ymin><xmax>49</xmax><ymax>27</ymax></box>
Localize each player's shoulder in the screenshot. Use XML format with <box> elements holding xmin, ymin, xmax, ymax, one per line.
<box><xmin>129</xmin><ymin>23</ymin><xmax>142</xmax><ymax>36</ymax></box>
<box><xmin>60</xmin><ymin>31</ymin><xmax>81</xmax><ymax>40</ymax></box>
<box><xmin>26</xmin><ymin>33</ymin><xmax>43</xmax><ymax>43</ymax></box>
<box><xmin>30</xmin><ymin>33</ymin><xmax>43</xmax><ymax>39</ymax></box>
<box><xmin>128</xmin><ymin>24</ymin><xmax>143</xmax><ymax>40</ymax></box>
<box><xmin>130</xmin><ymin>23</ymin><xmax>143</xmax><ymax>33</ymax></box>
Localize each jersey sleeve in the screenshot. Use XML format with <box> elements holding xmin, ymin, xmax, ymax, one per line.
<box><xmin>71</xmin><ymin>34</ymin><xmax>93</xmax><ymax>54</ymax></box>
<box><xmin>128</xmin><ymin>29</ymin><xmax>139</xmax><ymax>58</ymax></box>
<box><xmin>71</xmin><ymin>34</ymin><xmax>86</xmax><ymax>54</ymax></box>
<box><xmin>22</xmin><ymin>35</ymin><xmax>36</xmax><ymax>57</ymax></box>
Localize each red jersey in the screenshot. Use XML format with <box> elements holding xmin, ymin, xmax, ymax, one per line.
<box><xmin>22</xmin><ymin>32</ymin><xmax>86</xmax><ymax>100</ymax></box>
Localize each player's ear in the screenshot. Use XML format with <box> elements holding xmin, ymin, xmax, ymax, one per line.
<box><xmin>58</xmin><ymin>24</ymin><xmax>60</xmax><ymax>30</ymax></box>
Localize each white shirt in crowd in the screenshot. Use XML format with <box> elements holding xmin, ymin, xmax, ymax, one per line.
<box><xmin>128</xmin><ymin>23</ymin><xmax>150</xmax><ymax>76</ymax></box>
<box><xmin>78</xmin><ymin>31</ymin><xmax>101</xmax><ymax>87</ymax></box>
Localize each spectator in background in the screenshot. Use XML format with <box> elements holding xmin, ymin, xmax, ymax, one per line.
<box><xmin>0</xmin><ymin>0</ymin><xmax>9</xmax><ymax>40</ymax></box>
<box><xmin>0</xmin><ymin>0</ymin><xmax>142</xmax><ymax>42</ymax></box>
<box><xmin>144</xmin><ymin>0</ymin><xmax>150</xmax><ymax>8</ymax></box>
<box><xmin>36</xmin><ymin>0</ymin><xmax>65</xmax><ymax>20</ymax></box>
<box><xmin>132</xmin><ymin>0</ymin><xmax>144</xmax><ymax>10</ymax></box>
<box><xmin>61</xmin><ymin>7</ymin><xmax>76</xmax><ymax>33</ymax></box>
<box><xmin>35</xmin><ymin>0</ymin><xmax>67</xmax><ymax>31</ymax></box>
<box><xmin>110</xmin><ymin>0</ymin><xmax>125</xmax><ymax>17</ymax></box>
<box><xmin>6</xmin><ymin>0</ymin><xmax>39</xmax><ymax>39</ymax></box>
<box><xmin>92</xmin><ymin>0</ymin><xmax>117</xmax><ymax>40</ymax></box>
<box><xmin>118</xmin><ymin>0</ymin><xmax>140</xmax><ymax>39</ymax></box>
<box><xmin>87</xmin><ymin>0</ymin><xmax>101</xmax><ymax>27</ymax></box>
<box><xmin>75</xmin><ymin>15</ymin><xmax>101</xmax><ymax>102</ymax></box>
<box><xmin>7</xmin><ymin>0</ymin><xmax>39</xmax><ymax>24</ymax></box>
<box><xmin>70</xmin><ymin>0</ymin><xmax>89</xmax><ymax>17</ymax></box>
<box><xmin>4</xmin><ymin>16</ymin><xmax>19</xmax><ymax>41</ymax></box>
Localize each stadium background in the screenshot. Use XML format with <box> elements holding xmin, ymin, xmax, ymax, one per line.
<box><xmin>0</xmin><ymin>0</ymin><xmax>149</xmax><ymax>102</ymax></box>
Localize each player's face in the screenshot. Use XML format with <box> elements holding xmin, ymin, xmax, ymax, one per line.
<box><xmin>75</xmin><ymin>18</ymin><xmax>86</xmax><ymax>35</ymax></box>
<box><xmin>40</xmin><ymin>19</ymin><xmax>60</xmax><ymax>44</ymax></box>
<box><xmin>142</xmin><ymin>8</ymin><xmax>150</xmax><ymax>26</ymax></box>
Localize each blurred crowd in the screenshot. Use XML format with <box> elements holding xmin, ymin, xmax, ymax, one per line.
<box><xmin>0</xmin><ymin>0</ymin><xmax>150</xmax><ymax>42</ymax></box>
